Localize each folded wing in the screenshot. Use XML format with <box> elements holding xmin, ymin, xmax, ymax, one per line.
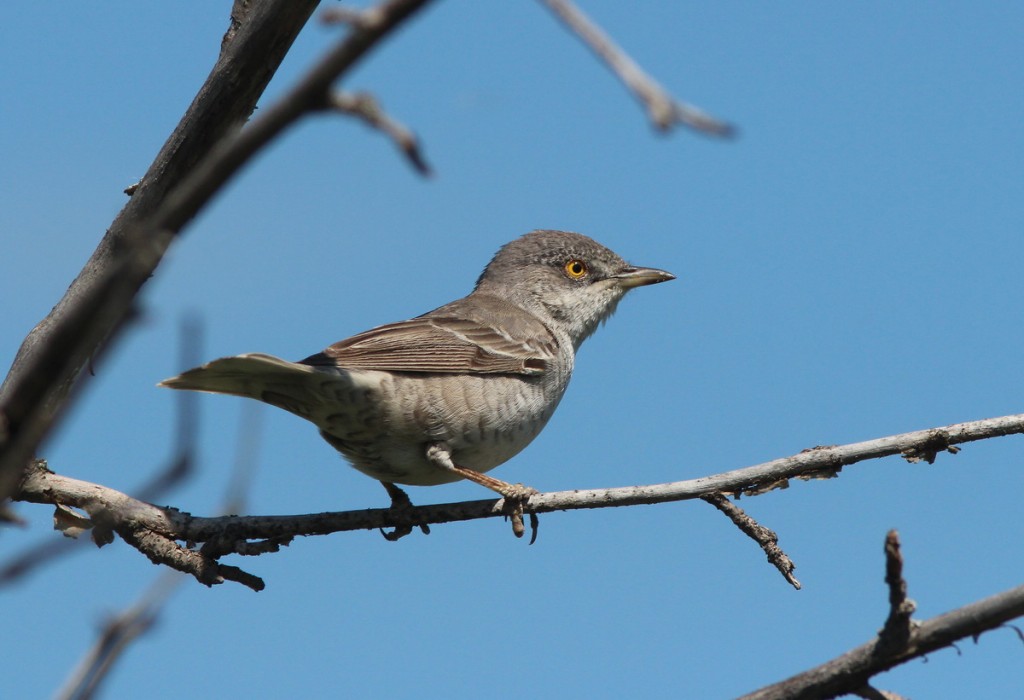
<box><xmin>301</xmin><ymin>295</ymin><xmax>560</xmax><ymax>376</ymax></box>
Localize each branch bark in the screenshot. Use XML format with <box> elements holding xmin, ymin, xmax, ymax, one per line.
<box><xmin>13</xmin><ymin>413</ymin><xmax>1024</xmax><ymax>589</ymax></box>
<box><xmin>702</xmin><ymin>493</ymin><xmax>800</xmax><ymax>590</ymax></box>
<box><xmin>0</xmin><ymin>0</ymin><xmax>436</xmax><ymax>499</ymax></box>
<box><xmin>538</xmin><ymin>0</ymin><xmax>735</xmax><ymax>135</ymax></box>
<box><xmin>740</xmin><ymin>532</ymin><xmax>1024</xmax><ymax>700</ymax></box>
<box><xmin>0</xmin><ymin>0</ymin><xmax>319</xmax><ymax>498</ymax></box>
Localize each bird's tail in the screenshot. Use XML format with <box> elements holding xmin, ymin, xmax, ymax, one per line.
<box><xmin>158</xmin><ymin>353</ymin><xmax>327</xmax><ymax>420</ymax></box>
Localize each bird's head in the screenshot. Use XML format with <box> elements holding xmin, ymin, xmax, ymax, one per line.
<box><xmin>474</xmin><ymin>230</ymin><xmax>675</xmax><ymax>348</ymax></box>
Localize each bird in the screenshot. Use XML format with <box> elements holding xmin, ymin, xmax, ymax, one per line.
<box><xmin>159</xmin><ymin>230</ymin><xmax>674</xmax><ymax>538</ymax></box>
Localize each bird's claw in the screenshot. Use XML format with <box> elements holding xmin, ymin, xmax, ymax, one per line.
<box><xmin>499</xmin><ymin>484</ymin><xmax>539</xmax><ymax>542</ymax></box>
<box><xmin>379</xmin><ymin>482</ymin><xmax>430</xmax><ymax>542</ymax></box>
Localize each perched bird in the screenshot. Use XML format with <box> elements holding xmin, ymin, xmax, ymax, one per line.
<box><xmin>159</xmin><ymin>230</ymin><xmax>673</xmax><ymax>536</ymax></box>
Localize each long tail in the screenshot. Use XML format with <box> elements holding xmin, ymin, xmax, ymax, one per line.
<box><xmin>158</xmin><ymin>353</ymin><xmax>328</xmax><ymax>420</ymax></box>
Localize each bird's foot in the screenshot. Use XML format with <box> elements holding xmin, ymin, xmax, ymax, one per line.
<box><xmin>378</xmin><ymin>481</ymin><xmax>430</xmax><ymax>542</ymax></box>
<box><xmin>425</xmin><ymin>444</ymin><xmax>541</xmax><ymax>542</ymax></box>
<box><xmin>486</xmin><ymin>481</ymin><xmax>538</xmax><ymax>541</ymax></box>
<box><xmin>496</xmin><ymin>482</ymin><xmax>540</xmax><ymax>501</ymax></box>
<box><xmin>463</xmin><ymin>475</ymin><xmax>540</xmax><ymax>543</ymax></box>
<box><xmin>497</xmin><ymin>485</ymin><xmax>540</xmax><ymax>543</ymax></box>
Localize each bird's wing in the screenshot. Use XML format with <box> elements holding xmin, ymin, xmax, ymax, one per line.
<box><xmin>301</xmin><ymin>296</ymin><xmax>559</xmax><ymax>376</ymax></box>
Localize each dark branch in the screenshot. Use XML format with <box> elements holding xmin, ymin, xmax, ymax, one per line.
<box><xmin>878</xmin><ymin>530</ymin><xmax>915</xmax><ymax>652</ymax></box>
<box><xmin>0</xmin><ymin>0</ymin><xmax>435</xmax><ymax>499</ymax></box>
<box><xmin>701</xmin><ymin>493</ymin><xmax>800</xmax><ymax>589</ymax></box>
<box><xmin>0</xmin><ymin>1</ymin><xmax>320</xmax><ymax>498</ymax></box>
<box><xmin>739</xmin><ymin>535</ymin><xmax>1024</xmax><ymax>700</ymax></box>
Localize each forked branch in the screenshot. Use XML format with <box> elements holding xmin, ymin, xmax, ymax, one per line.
<box><xmin>740</xmin><ymin>532</ymin><xmax>1024</xmax><ymax>700</ymax></box>
<box><xmin>12</xmin><ymin>413</ymin><xmax>1024</xmax><ymax>590</ymax></box>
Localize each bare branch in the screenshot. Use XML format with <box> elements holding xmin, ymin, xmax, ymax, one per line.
<box><xmin>701</xmin><ymin>493</ymin><xmax>800</xmax><ymax>590</ymax></box>
<box><xmin>326</xmin><ymin>91</ymin><xmax>432</xmax><ymax>176</ymax></box>
<box><xmin>853</xmin><ymin>687</ymin><xmax>910</xmax><ymax>700</ymax></box>
<box><xmin>56</xmin><ymin>389</ymin><xmax>262</xmax><ymax>698</ymax></box>
<box><xmin>739</xmin><ymin>538</ymin><xmax>1024</xmax><ymax>700</ymax></box>
<box><xmin>13</xmin><ymin>413</ymin><xmax>1024</xmax><ymax>588</ymax></box>
<box><xmin>0</xmin><ymin>318</ymin><xmax>202</xmax><ymax>585</ymax></box>
<box><xmin>538</xmin><ymin>0</ymin><xmax>735</xmax><ymax>136</ymax></box>
<box><xmin>0</xmin><ymin>1</ymin><xmax>320</xmax><ymax>498</ymax></box>
<box><xmin>878</xmin><ymin>530</ymin><xmax>915</xmax><ymax>652</ymax></box>
<box><xmin>55</xmin><ymin>572</ymin><xmax>182</xmax><ymax>700</ymax></box>
<box><xmin>220</xmin><ymin>402</ymin><xmax>264</xmax><ymax>517</ymax></box>
<box><xmin>0</xmin><ymin>0</ymin><xmax>434</xmax><ymax>498</ymax></box>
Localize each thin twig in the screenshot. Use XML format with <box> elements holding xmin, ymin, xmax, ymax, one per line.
<box><xmin>55</xmin><ymin>572</ymin><xmax>182</xmax><ymax>700</ymax></box>
<box><xmin>878</xmin><ymin>530</ymin><xmax>915</xmax><ymax>652</ymax></box>
<box><xmin>326</xmin><ymin>91</ymin><xmax>432</xmax><ymax>175</ymax></box>
<box><xmin>0</xmin><ymin>317</ymin><xmax>202</xmax><ymax>586</ymax></box>
<box><xmin>538</xmin><ymin>0</ymin><xmax>735</xmax><ymax>136</ymax></box>
<box><xmin>0</xmin><ymin>1</ymin><xmax>320</xmax><ymax>498</ymax></box>
<box><xmin>739</xmin><ymin>555</ymin><xmax>1024</xmax><ymax>699</ymax></box>
<box><xmin>0</xmin><ymin>0</ymin><xmax>434</xmax><ymax>498</ymax></box>
<box><xmin>701</xmin><ymin>493</ymin><xmax>800</xmax><ymax>589</ymax></box>
<box><xmin>853</xmin><ymin>687</ymin><xmax>909</xmax><ymax>700</ymax></box>
<box><xmin>56</xmin><ymin>379</ymin><xmax>263</xmax><ymax>698</ymax></box>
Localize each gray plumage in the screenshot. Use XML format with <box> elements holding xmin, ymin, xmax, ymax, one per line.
<box><xmin>159</xmin><ymin>230</ymin><xmax>673</xmax><ymax>493</ymax></box>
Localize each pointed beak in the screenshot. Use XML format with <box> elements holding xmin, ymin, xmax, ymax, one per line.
<box><xmin>614</xmin><ymin>265</ymin><xmax>676</xmax><ymax>289</ymax></box>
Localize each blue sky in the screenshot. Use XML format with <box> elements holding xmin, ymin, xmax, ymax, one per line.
<box><xmin>2</xmin><ymin>2</ymin><xmax>1023</xmax><ymax>698</ymax></box>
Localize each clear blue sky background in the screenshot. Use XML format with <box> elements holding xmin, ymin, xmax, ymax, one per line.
<box><xmin>2</xmin><ymin>2</ymin><xmax>1023</xmax><ymax>698</ymax></box>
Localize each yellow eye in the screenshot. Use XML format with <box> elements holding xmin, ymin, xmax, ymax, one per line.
<box><xmin>564</xmin><ymin>259</ymin><xmax>588</xmax><ymax>280</ymax></box>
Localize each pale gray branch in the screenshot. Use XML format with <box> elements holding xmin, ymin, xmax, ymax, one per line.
<box><xmin>326</xmin><ymin>90</ymin><xmax>432</xmax><ymax>175</ymax></box>
<box><xmin>13</xmin><ymin>413</ymin><xmax>1024</xmax><ymax>589</ymax></box>
<box><xmin>538</xmin><ymin>0</ymin><xmax>735</xmax><ymax>136</ymax></box>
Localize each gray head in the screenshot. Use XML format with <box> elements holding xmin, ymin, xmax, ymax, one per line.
<box><xmin>474</xmin><ymin>230</ymin><xmax>674</xmax><ymax>348</ymax></box>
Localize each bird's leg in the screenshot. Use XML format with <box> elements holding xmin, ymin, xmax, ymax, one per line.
<box><xmin>425</xmin><ymin>444</ymin><xmax>538</xmax><ymax>500</ymax></box>
<box><xmin>426</xmin><ymin>444</ymin><xmax>538</xmax><ymax>539</ymax></box>
<box><xmin>379</xmin><ymin>481</ymin><xmax>430</xmax><ymax>542</ymax></box>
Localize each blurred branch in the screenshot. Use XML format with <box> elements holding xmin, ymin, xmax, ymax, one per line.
<box><xmin>56</xmin><ymin>392</ymin><xmax>259</xmax><ymax>700</ymax></box>
<box><xmin>0</xmin><ymin>317</ymin><xmax>202</xmax><ymax>587</ymax></box>
<box><xmin>739</xmin><ymin>532</ymin><xmax>1024</xmax><ymax>700</ymax></box>
<box><xmin>0</xmin><ymin>0</ymin><xmax>434</xmax><ymax>498</ymax></box>
<box><xmin>0</xmin><ymin>0</ymin><xmax>319</xmax><ymax>498</ymax></box>
<box><xmin>55</xmin><ymin>572</ymin><xmax>182</xmax><ymax>700</ymax></box>
<box><xmin>135</xmin><ymin>314</ymin><xmax>202</xmax><ymax>503</ymax></box>
<box><xmin>221</xmin><ymin>402</ymin><xmax>264</xmax><ymax>516</ymax></box>
<box><xmin>12</xmin><ymin>413</ymin><xmax>1024</xmax><ymax>589</ymax></box>
<box><xmin>538</xmin><ymin>0</ymin><xmax>735</xmax><ymax>136</ymax></box>
<box><xmin>0</xmin><ymin>537</ymin><xmax>80</xmax><ymax>587</ymax></box>
<box><xmin>325</xmin><ymin>90</ymin><xmax>432</xmax><ymax>176</ymax></box>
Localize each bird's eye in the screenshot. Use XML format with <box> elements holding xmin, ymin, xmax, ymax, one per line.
<box><xmin>564</xmin><ymin>259</ymin><xmax>588</xmax><ymax>280</ymax></box>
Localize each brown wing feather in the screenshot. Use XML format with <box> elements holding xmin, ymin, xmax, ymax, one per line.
<box><xmin>301</xmin><ymin>296</ymin><xmax>559</xmax><ymax>376</ymax></box>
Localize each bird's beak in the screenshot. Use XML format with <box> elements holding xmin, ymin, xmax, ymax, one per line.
<box><xmin>614</xmin><ymin>266</ymin><xmax>676</xmax><ymax>289</ymax></box>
